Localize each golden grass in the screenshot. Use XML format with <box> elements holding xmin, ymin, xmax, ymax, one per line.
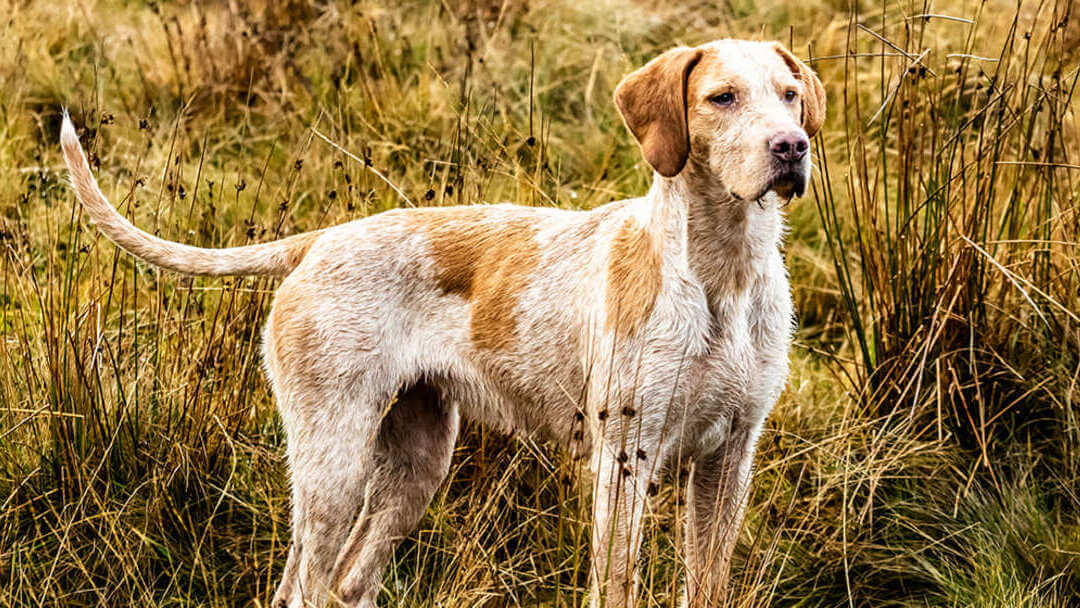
<box><xmin>1</xmin><ymin>0</ymin><xmax>1078</xmax><ymax>606</ymax></box>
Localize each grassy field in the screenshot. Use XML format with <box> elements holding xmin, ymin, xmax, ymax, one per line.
<box><xmin>2</xmin><ymin>0</ymin><xmax>1078</xmax><ymax>606</ymax></box>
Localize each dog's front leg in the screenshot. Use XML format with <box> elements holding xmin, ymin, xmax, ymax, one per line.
<box><xmin>589</xmin><ymin>440</ymin><xmax>657</xmax><ymax>608</ymax></box>
<box><xmin>681</xmin><ymin>420</ymin><xmax>762</xmax><ymax>608</ymax></box>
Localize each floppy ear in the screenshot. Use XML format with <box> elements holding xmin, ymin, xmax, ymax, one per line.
<box><xmin>614</xmin><ymin>46</ymin><xmax>703</xmax><ymax>178</ymax></box>
<box><xmin>772</xmin><ymin>43</ymin><xmax>827</xmax><ymax>138</ymax></box>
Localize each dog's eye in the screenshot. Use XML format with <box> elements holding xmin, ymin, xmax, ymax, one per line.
<box><xmin>710</xmin><ymin>92</ymin><xmax>736</xmax><ymax>106</ymax></box>
<box><xmin>784</xmin><ymin>90</ymin><xmax>798</xmax><ymax>102</ymax></box>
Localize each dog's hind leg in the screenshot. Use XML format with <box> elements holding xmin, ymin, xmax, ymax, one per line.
<box><xmin>270</xmin><ymin>388</ymin><xmax>383</xmax><ymax>608</ymax></box>
<box><xmin>270</xmin><ymin>380</ymin><xmax>457</xmax><ymax>608</ymax></box>
<box><xmin>328</xmin><ymin>381</ymin><xmax>459</xmax><ymax>606</ymax></box>
<box><xmin>272</xmin><ymin>534</ymin><xmax>302</xmax><ymax>607</ymax></box>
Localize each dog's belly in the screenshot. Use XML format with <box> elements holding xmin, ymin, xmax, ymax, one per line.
<box><xmin>447</xmin><ymin>312</ymin><xmax>593</xmax><ymax>456</ymax></box>
<box><xmin>447</xmin><ymin>364</ymin><xmax>589</xmax><ymax>453</ymax></box>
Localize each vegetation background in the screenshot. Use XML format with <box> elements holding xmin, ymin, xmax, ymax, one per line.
<box><xmin>1</xmin><ymin>0</ymin><xmax>1078</xmax><ymax>606</ymax></box>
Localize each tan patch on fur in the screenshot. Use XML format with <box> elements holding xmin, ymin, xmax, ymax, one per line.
<box><xmin>267</xmin><ymin>281</ymin><xmax>323</xmax><ymax>386</ymax></box>
<box><xmin>284</xmin><ymin>230</ymin><xmax>323</xmax><ymax>271</ymax></box>
<box><xmin>605</xmin><ymin>218</ymin><xmax>662</xmax><ymax>338</ymax></box>
<box><xmin>412</xmin><ymin>208</ymin><xmax>541</xmax><ymax>351</ymax></box>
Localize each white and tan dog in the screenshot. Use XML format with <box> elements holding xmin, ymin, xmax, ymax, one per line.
<box><xmin>62</xmin><ymin>39</ymin><xmax>825</xmax><ymax>608</ymax></box>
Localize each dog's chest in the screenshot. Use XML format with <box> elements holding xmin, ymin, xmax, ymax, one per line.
<box><xmin>677</xmin><ymin>269</ymin><xmax>793</xmax><ymax>454</ymax></box>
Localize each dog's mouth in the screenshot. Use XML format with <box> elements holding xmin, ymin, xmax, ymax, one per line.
<box><xmin>733</xmin><ymin>168</ymin><xmax>807</xmax><ymax>204</ymax></box>
<box><xmin>767</xmin><ymin>170</ymin><xmax>806</xmax><ymax>200</ymax></box>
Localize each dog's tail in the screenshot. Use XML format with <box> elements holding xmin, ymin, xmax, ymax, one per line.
<box><xmin>60</xmin><ymin>112</ymin><xmax>320</xmax><ymax>277</ymax></box>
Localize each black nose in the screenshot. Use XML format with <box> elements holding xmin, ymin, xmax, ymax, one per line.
<box><xmin>769</xmin><ymin>131</ymin><xmax>809</xmax><ymax>163</ymax></box>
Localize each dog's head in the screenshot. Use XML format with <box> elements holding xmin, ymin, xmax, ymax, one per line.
<box><xmin>615</xmin><ymin>40</ymin><xmax>826</xmax><ymax>202</ymax></box>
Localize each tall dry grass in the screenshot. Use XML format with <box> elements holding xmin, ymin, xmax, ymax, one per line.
<box><xmin>0</xmin><ymin>0</ymin><xmax>1077</xmax><ymax>606</ymax></box>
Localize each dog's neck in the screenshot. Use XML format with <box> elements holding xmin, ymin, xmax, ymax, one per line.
<box><xmin>643</xmin><ymin>167</ymin><xmax>786</xmax><ymax>301</ymax></box>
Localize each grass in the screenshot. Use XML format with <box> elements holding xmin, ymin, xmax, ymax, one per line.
<box><xmin>1</xmin><ymin>0</ymin><xmax>1078</xmax><ymax>606</ymax></box>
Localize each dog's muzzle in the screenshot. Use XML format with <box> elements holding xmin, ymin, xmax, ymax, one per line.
<box><xmin>766</xmin><ymin>130</ymin><xmax>810</xmax><ymax>199</ymax></box>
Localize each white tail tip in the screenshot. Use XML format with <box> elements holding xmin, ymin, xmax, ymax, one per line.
<box><xmin>60</xmin><ymin>109</ymin><xmax>79</xmax><ymax>149</ymax></box>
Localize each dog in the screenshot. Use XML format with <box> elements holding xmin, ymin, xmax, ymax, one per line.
<box><xmin>62</xmin><ymin>38</ymin><xmax>825</xmax><ymax>608</ymax></box>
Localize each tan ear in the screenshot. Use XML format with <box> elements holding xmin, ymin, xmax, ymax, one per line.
<box><xmin>614</xmin><ymin>46</ymin><xmax>703</xmax><ymax>178</ymax></box>
<box><xmin>773</xmin><ymin>43</ymin><xmax>827</xmax><ymax>138</ymax></box>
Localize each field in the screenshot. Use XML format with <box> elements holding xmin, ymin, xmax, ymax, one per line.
<box><xmin>1</xmin><ymin>0</ymin><xmax>1078</xmax><ymax>606</ymax></box>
